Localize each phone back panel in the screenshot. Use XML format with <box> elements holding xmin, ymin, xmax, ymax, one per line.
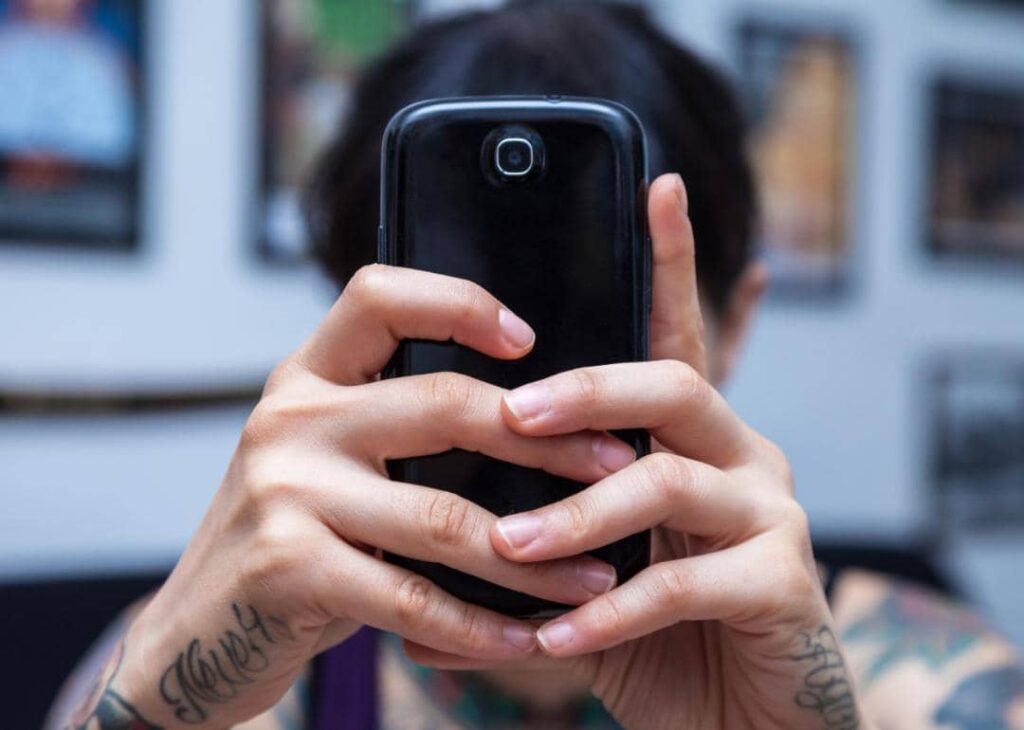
<box><xmin>380</xmin><ymin>97</ymin><xmax>650</xmax><ymax>617</ymax></box>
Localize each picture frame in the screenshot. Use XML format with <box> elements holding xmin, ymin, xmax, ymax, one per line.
<box><xmin>736</xmin><ymin>19</ymin><xmax>858</xmax><ymax>298</ymax></box>
<box><xmin>927</xmin><ymin>353</ymin><xmax>1024</xmax><ymax>533</ymax></box>
<box><xmin>927</xmin><ymin>75</ymin><xmax>1024</xmax><ymax>263</ymax></box>
<box><xmin>258</xmin><ymin>0</ymin><xmax>418</xmax><ymax>263</ymax></box>
<box><xmin>0</xmin><ymin>0</ymin><xmax>145</xmax><ymax>250</ymax></box>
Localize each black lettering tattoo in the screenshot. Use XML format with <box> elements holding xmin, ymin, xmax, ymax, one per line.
<box><xmin>158</xmin><ymin>603</ymin><xmax>287</xmax><ymax>724</ymax></box>
<box><xmin>841</xmin><ymin>583</ymin><xmax>987</xmax><ymax>686</ymax></box>
<box><xmin>66</xmin><ymin>639</ymin><xmax>163</xmax><ymax>729</ymax></box>
<box><xmin>791</xmin><ymin>625</ymin><xmax>860</xmax><ymax>730</ymax></box>
<box><xmin>933</xmin><ymin>665</ymin><xmax>1024</xmax><ymax>729</ymax></box>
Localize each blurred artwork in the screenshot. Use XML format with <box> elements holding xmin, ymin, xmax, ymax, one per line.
<box><xmin>261</xmin><ymin>0</ymin><xmax>416</xmax><ymax>261</ymax></box>
<box><xmin>929</xmin><ymin>79</ymin><xmax>1024</xmax><ymax>260</ymax></box>
<box><xmin>738</xmin><ymin>23</ymin><xmax>855</xmax><ymax>295</ymax></box>
<box><xmin>0</xmin><ymin>0</ymin><xmax>142</xmax><ymax>248</ymax></box>
<box><xmin>951</xmin><ymin>0</ymin><xmax>1024</xmax><ymax>7</ymax></box>
<box><xmin>930</xmin><ymin>355</ymin><xmax>1024</xmax><ymax>532</ymax></box>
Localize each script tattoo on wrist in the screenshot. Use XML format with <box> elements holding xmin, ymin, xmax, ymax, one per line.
<box><xmin>66</xmin><ymin>639</ymin><xmax>162</xmax><ymax>729</ymax></box>
<box><xmin>791</xmin><ymin>625</ymin><xmax>860</xmax><ymax>730</ymax></box>
<box><xmin>158</xmin><ymin>602</ymin><xmax>293</xmax><ymax>725</ymax></box>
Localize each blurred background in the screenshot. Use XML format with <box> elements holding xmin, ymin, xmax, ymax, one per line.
<box><xmin>1</xmin><ymin>0</ymin><xmax>1023</xmax><ymax>726</ymax></box>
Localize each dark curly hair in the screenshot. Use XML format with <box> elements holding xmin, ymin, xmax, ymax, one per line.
<box><xmin>304</xmin><ymin>0</ymin><xmax>755</xmax><ymax>315</ymax></box>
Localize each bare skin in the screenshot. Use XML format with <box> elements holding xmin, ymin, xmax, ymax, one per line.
<box><xmin>52</xmin><ymin>174</ymin><xmax>872</xmax><ymax>729</ymax></box>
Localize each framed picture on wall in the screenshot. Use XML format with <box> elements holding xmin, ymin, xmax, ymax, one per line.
<box><xmin>260</xmin><ymin>0</ymin><xmax>418</xmax><ymax>263</ymax></box>
<box><xmin>928</xmin><ymin>354</ymin><xmax>1024</xmax><ymax>532</ymax></box>
<box><xmin>0</xmin><ymin>0</ymin><xmax>144</xmax><ymax>250</ymax></box>
<box><xmin>737</xmin><ymin>21</ymin><xmax>857</xmax><ymax>297</ymax></box>
<box><xmin>948</xmin><ymin>1</ymin><xmax>1024</xmax><ymax>8</ymax></box>
<box><xmin>928</xmin><ymin>77</ymin><xmax>1024</xmax><ymax>261</ymax></box>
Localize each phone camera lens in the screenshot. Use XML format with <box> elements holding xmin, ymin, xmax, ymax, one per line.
<box><xmin>495</xmin><ymin>137</ymin><xmax>534</xmax><ymax>177</ymax></box>
<box><xmin>482</xmin><ymin>126</ymin><xmax>544</xmax><ymax>184</ymax></box>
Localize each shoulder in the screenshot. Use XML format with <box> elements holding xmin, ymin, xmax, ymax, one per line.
<box><xmin>830</xmin><ymin>568</ymin><xmax>1024</xmax><ymax>729</ymax></box>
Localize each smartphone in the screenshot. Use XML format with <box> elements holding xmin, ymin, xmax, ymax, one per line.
<box><xmin>378</xmin><ymin>96</ymin><xmax>650</xmax><ymax>618</ymax></box>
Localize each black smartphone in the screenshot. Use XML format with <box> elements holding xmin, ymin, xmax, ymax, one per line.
<box><xmin>379</xmin><ymin>96</ymin><xmax>650</xmax><ymax>618</ymax></box>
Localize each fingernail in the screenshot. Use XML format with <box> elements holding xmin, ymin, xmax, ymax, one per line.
<box><xmin>495</xmin><ymin>513</ymin><xmax>542</xmax><ymax>550</ymax></box>
<box><xmin>505</xmin><ymin>384</ymin><xmax>550</xmax><ymax>421</ymax></box>
<box><xmin>577</xmin><ymin>561</ymin><xmax>617</xmax><ymax>595</ymax></box>
<box><xmin>537</xmin><ymin>621</ymin><xmax>575</xmax><ymax>652</ymax></box>
<box><xmin>593</xmin><ymin>436</ymin><xmax>635</xmax><ymax>473</ymax></box>
<box><xmin>498</xmin><ymin>308</ymin><xmax>535</xmax><ymax>350</ymax></box>
<box><xmin>503</xmin><ymin>623</ymin><xmax>536</xmax><ymax>651</ymax></box>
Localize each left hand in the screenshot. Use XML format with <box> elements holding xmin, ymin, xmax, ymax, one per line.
<box><xmin>403</xmin><ymin>174</ymin><xmax>868</xmax><ymax>729</ymax></box>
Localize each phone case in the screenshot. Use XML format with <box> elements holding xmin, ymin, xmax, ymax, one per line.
<box><xmin>379</xmin><ymin>96</ymin><xmax>650</xmax><ymax>618</ymax></box>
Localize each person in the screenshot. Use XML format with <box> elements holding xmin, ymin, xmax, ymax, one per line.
<box><xmin>48</xmin><ymin>2</ymin><xmax>1024</xmax><ymax>729</ymax></box>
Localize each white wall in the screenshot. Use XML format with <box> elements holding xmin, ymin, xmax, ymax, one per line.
<box><xmin>0</xmin><ymin>0</ymin><xmax>1022</xmax><ymax>640</ymax></box>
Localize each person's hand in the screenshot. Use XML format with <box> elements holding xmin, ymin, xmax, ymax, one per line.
<box><xmin>84</xmin><ymin>266</ymin><xmax>631</xmax><ymax>729</ymax></box>
<box><xmin>402</xmin><ymin>175</ymin><xmax>870</xmax><ymax>730</ymax></box>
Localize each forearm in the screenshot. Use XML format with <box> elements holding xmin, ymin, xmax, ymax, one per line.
<box><xmin>832</xmin><ymin>569</ymin><xmax>1024</xmax><ymax>729</ymax></box>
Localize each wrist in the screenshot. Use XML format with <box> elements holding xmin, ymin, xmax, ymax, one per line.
<box><xmin>101</xmin><ymin>611</ymin><xmax>230</xmax><ymax>730</ymax></box>
<box><xmin>111</xmin><ymin>590</ymin><xmax>306</xmax><ymax>729</ymax></box>
<box><xmin>59</xmin><ymin>631</ymin><xmax>210</xmax><ymax>730</ymax></box>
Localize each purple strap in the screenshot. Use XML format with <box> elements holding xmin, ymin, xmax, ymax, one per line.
<box><xmin>313</xmin><ymin>627</ymin><xmax>378</xmax><ymax>730</ymax></box>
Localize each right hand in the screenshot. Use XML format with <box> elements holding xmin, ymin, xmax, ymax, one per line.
<box><xmin>106</xmin><ymin>265</ymin><xmax>632</xmax><ymax>728</ymax></box>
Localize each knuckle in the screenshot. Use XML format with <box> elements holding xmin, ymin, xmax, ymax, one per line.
<box><xmin>245</xmin><ymin>516</ymin><xmax>304</xmax><ymax>589</ymax></box>
<box><xmin>393</xmin><ymin>574</ymin><xmax>433</xmax><ymax>629</ymax></box>
<box><xmin>780</xmin><ymin>498</ymin><xmax>810</xmax><ymax>533</ymax></box>
<box><xmin>424</xmin><ymin>490</ymin><xmax>475</xmax><ymax>548</ymax></box>
<box><xmin>263</xmin><ymin>358</ymin><xmax>302</xmax><ymax>395</ymax></box>
<box><xmin>592</xmin><ymin>592</ymin><xmax>628</xmax><ymax>640</ymax></box>
<box><xmin>247</xmin><ymin>476</ymin><xmax>302</xmax><ymax>512</ymax></box>
<box><xmin>450</xmin><ymin>280</ymin><xmax>490</xmax><ymax>329</ymax></box>
<box><xmin>759</xmin><ymin>437</ymin><xmax>794</xmax><ymax>486</ymax></box>
<box><xmin>240</xmin><ymin>400</ymin><xmax>281</xmax><ymax>450</ymax></box>
<box><xmin>456</xmin><ymin>601</ymin><xmax>490</xmax><ymax>655</ymax></box>
<box><xmin>569</xmin><ymin>368</ymin><xmax>603</xmax><ymax>406</ymax></box>
<box><xmin>772</xmin><ymin>563</ymin><xmax>817</xmax><ymax>612</ymax></box>
<box><xmin>639</xmin><ymin>452</ymin><xmax>689</xmax><ymax>502</ymax></box>
<box><xmin>665</xmin><ymin>359</ymin><xmax>711</xmax><ymax>407</ymax></box>
<box><xmin>645</xmin><ymin>565</ymin><xmax>691</xmax><ymax>612</ymax></box>
<box><xmin>754</xmin><ymin>535</ymin><xmax>819</xmax><ymax>615</ymax></box>
<box><xmin>242</xmin><ymin>394</ymin><xmax>324</xmax><ymax>451</ymax></box>
<box><xmin>344</xmin><ymin>264</ymin><xmax>390</xmax><ymax>308</ymax></box>
<box><xmin>425</xmin><ymin>371</ymin><xmax>478</xmax><ymax>421</ymax></box>
<box><xmin>253</xmin><ymin>513</ymin><xmax>301</xmax><ymax>552</ymax></box>
<box><xmin>780</xmin><ymin>501</ymin><xmax>813</xmax><ymax>553</ymax></box>
<box><xmin>558</xmin><ymin>497</ymin><xmax>590</xmax><ymax>537</ymax></box>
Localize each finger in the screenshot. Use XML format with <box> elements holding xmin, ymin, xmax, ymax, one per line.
<box><xmin>314</xmin><ymin>542</ymin><xmax>539</xmax><ymax>661</ymax></box>
<box><xmin>347</xmin><ymin>373</ymin><xmax>636</xmax><ymax>483</ymax></box>
<box><xmin>648</xmin><ymin>174</ymin><xmax>707</xmax><ymax>375</ymax></box>
<box><xmin>502</xmin><ymin>360</ymin><xmax>756</xmax><ymax>466</ymax></box>
<box><xmin>401</xmin><ymin>639</ymin><xmax>588</xmax><ymax>673</ymax></box>
<box><xmin>298</xmin><ymin>265</ymin><xmax>535</xmax><ymax>385</ymax></box>
<box><xmin>491</xmin><ymin>453</ymin><xmax>758</xmax><ymax>562</ymax></box>
<box><xmin>315</xmin><ymin>474</ymin><xmax>620</xmax><ymax>606</ymax></box>
<box><xmin>533</xmin><ymin>538</ymin><xmax>808</xmax><ymax>657</ymax></box>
